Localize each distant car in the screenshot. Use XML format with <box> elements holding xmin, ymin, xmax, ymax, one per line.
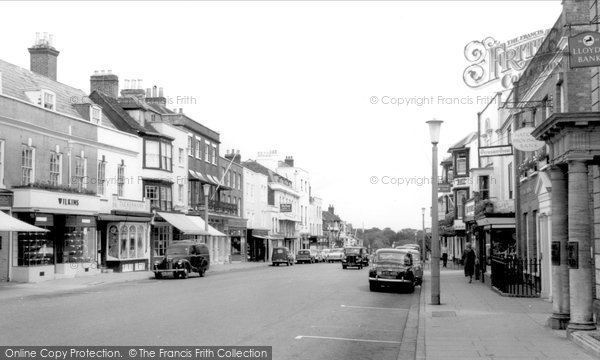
<box><xmin>328</xmin><ymin>248</ymin><xmax>344</xmax><ymax>262</ymax></box>
<box><xmin>296</xmin><ymin>249</ymin><xmax>316</xmax><ymax>264</ymax></box>
<box><xmin>272</xmin><ymin>247</ymin><xmax>294</xmax><ymax>266</ymax></box>
<box><xmin>153</xmin><ymin>241</ymin><xmax>210</xmax><ymax>279</ymax></box>
<box><xmin>395</xmin><ymin>248</ymin><xmax>423</xmax><ymax>285</ymax></box>
<box><xmin>369</xmin><ymin>248</ymin><xmax>416</xmax><ymax>293</ymax></box>
<box><xmin>397</xmin><ymin>244</ymin><xmax>421</xmax><ymax>253</ymax></box>
<box><xmin>342</xmin><ymin>246</ymin><xmax>365</xmax><ymax>269</ymax></box>
<box><xmin>315</xmin><ymin>250</ymin><xmax>325</xmax><ymax>262</ymax></box>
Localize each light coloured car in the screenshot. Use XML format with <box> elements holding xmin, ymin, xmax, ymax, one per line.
<box><xmin>328</xmin><ymin>248</ymin><xmax>344</xmax><ymax>262</ymax></box>
<box><xmin>321</xmin><ymin>248</ymin><xmax>332</xmax><ymax>261</ymax></box>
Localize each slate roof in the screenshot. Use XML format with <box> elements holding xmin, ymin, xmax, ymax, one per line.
<box><xmin>448</xmin><ymin>132</ymin><xmax>478</xmax><ymax>152</ymax></box>
<box><xmin>322</xmin><ymin>210</ymin><xmax>341</xmax><ymax>222</ymax></box>
<box><xmin>89</xmin><ymin>90</ymin><xmax>167</xmax><ymax>138</ymax></box>
<box><xmin>0</xmin><ymin>58</ymin><xmax>88</xmax><ymax>119</ymax></box>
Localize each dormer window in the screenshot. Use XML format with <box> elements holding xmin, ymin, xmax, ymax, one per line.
<box><xmin>42</xmin><ymin>90</ymin><xmax>55</xmax><ymax>110</ymax></box>
<box><xmin>91</xmin><ymin>106</ymin><xmax>101</xmax><ymax>124</ymax></box>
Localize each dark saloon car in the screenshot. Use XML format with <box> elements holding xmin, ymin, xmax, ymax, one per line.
<box><xmin>368</xmin><ymin>248</ymin><xmax>416</xmax><ymax>293</ymax></box>
<box><xmin>296</xmin><ymin>249</ymin><xmax>315</xmax><ymax>264</ymax></box>
<box><xmin>272</xmin><ymin>247</ymin><xmax>294</xmax><ymax>266</ymax></box>
<box><xmin>342</xmin><ymin>246</ymin><xmax>365</xmax><ymax>269</ymax></box>
<box><xmin>153</xmin><ymin>241</ymin><xmax>210</xmax><ymax>279</ymax></box>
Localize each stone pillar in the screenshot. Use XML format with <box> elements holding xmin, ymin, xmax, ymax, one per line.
<box><xmin>548</xmin><ymin>166</ymin><xmax>570</xmax><ymax>329</ymax></box>
<box><xmin>567</xmin><ymin>161</ymin><xmax>596</xmax><ymax>331</ymax></box>
<box><xmin>593</xmin><ymin>165</ymin><xmax>600</xmax><ymax>325</ymax></box>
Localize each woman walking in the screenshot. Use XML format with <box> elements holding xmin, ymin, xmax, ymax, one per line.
<box><xmin>463</xmin><ymin>243</ymin><xmax>476</xmax><ymax>283</ymax></box>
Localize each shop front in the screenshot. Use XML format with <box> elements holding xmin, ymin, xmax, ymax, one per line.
<box><xmin>98</xmin><ymin>196</ymin><xmax>152</xmax><ymax>273</ymax></box>
<box><xmin>11</xmin><ymin>188</ymin><xmax>100</xmax><ymax>282</ymax></box>
<box><xmin>247</xmin><ymin>228</ymin><xmax>269</xmax><ymax>262</ymax></box>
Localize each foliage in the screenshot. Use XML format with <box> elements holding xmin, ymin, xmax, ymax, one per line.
<box><xmin>357</xmin><ymin>227</ymin><xmax>424</xmax><ymax>252</ymax></box>
<box><xmin>13</xmin><ymin>181</ymin><xmax>96</xmax><ymax>195</ymax></box>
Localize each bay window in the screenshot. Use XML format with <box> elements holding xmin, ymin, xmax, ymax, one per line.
<box><xmin>144</xmin><ymin>138</ymin><xmax>172</xmax><ymax>171</ymax></box>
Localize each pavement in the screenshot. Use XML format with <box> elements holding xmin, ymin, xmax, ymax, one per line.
<box><xmin>0</xmin><ymin>261</ymin><xmax>270</xmax><ymax>301</ymax></box>
<box><xmin>416</xmin><ymin>267</ymin><xmax>599</xmax><ymax>360</ymax></box>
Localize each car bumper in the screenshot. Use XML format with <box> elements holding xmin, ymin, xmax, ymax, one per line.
<box><xmin>369</xmin><ymin>277</ymin><xmax>413</xmax><ymax>284</ymax></box>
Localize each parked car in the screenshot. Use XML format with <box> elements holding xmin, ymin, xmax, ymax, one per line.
<box><xmin>297</xmin><ymin>249</ymin><xmax>316</xmax><ymax>264</ymax></box>
<box><xmin>272</xmin><ymin>247</ymin><xmax>294</xmax><ymax>266</ymax></box>
<box><xmin>395</xmin><ymin>248</ymin><xmax>423</xmax><ymax>285</ymax></box>
<box><xmin>153</xmin><ymin>241</ymin><xmax>210</xmax><ymax>279</ymax></box>
<box><xmin>315</xmin><ymin>250</ymin><xmax>325</xmax><ymax>262</ymax></box>
<box><xmin>328</xmin><ymin>248</ymin><xmax>344</xmax><ymax>262</ymax></box>
<box><xmin>397</xmin><ymin>243</ymin><xmax>421</xmax><ymax>253</ymax></box>
<box><xmin>368</xmin><ymin>248</ymin><xmax>416</xmax><ymax>293</ymax></box>
<box><xmin>321</xmin><ymin>248</ymin><xmax>332</xmax><ymax>261</ymax></box>
<box><xmin>342</xmin><ymin>246</ymin><xmax>365</xmax><ymax>269</ymax></box>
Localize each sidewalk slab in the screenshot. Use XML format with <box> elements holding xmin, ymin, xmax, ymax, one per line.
<box><xmin>417</xmin><ymin>268</ymin><xmax>596</xmax><ymax>360</ymax></box>
<box><xmin>0</xmin><ymin>262</ymin><xmax>269</xmax><ymax>301</ymax></box>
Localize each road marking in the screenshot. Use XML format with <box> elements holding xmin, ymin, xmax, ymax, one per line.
<box><xmin>341</xmin><ymin>304</ymin><xmax>409</xmax><ymax>311</ymax></box>
<box><xmin>310</xmin><ymin>325</ymin><xmax>403</xmax><ymax>333</ymax></box>
<box><xmin>295</xmin><ymin>335</ymin><xmax>400</xmax><ymax>344</ymax></box>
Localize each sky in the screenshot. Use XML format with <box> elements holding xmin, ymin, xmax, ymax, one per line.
<box><xmin>0</xmin><ymin>1</ymin><xmax>562</xmax><ymax>230</ymax></box>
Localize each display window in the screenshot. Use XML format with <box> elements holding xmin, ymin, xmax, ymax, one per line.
<box><xmin>63</xmin><ymin>226</ymin><xmax>96</xmax><ymax>263</ymax></box>
<box><xmin>107</xmin><ymin>222</ymin><xmax>149</xmax><ymax>260</ymax></box>
<box><xmin>15</xmin><ymin>232</ymin><xmax>54</xmax><ymax>266</ymax></box>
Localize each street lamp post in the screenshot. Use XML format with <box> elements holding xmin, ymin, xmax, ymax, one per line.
<box><xmin>421</xmin><ymin>207</ymin><xmax>426</xmax><ymax>263</ymax></box>
<box><xmin>427</xmin><ymin>119</ymin><xmax>443</xmax><ymax>306</ymax></box>
<box><xmin>203</xmin><ymin>184</ymin><xmax>211</xmax><ymax>259</ymax></box>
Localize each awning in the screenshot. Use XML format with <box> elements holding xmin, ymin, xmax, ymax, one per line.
<box><xmin>476</xmin><ymin>217</ymin><xmax>515</xmax><ymax>227</ymax></box>
<box><xmin>157</xmin><ymin>212</ymin><xmax>210</xmax><ymax>235</ymax></box>
<box><xmin>186</xmin><ymin>215</ymin><xmax>228</xmax><ymax>237</ymax></box>
<box><xmin>0</xmin><ymin>211</ymin><xmax>48</xmax><ymax>232</ymax></box>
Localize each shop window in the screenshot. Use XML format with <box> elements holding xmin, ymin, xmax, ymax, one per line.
<box><xmin>120</xmin><ymin>225</ymin><xmax>128</xmax><ymax>259</ymax></box>
<box><xmin>129</xmin><ymin>225</ymin><xmax>137</xmax><ymax>258</ymax></box>
<box><xmin>63</xmin><ymin>219</ymin><xmax>96</xmax><ymax>263</ymax></box>
<box><xmin>108</xmin><ymin>225</ymin><xmax>119</xmax><ymax>260</ymax></box>
<box><xmin>137</xmin><ymin>225</ymin><xmax>145</xmax><ymax>257</ymax></box>
<box><xmin>97</xmin><ymin>160</ymin><xmax>106</xmax><ymax>195</ymax></box>
<box><xmin>16</xmin><ymin>232</ymin><xmax>53</xmax><ymax>266</ymax></box>
<box><xmin>21</xmin><ymin>146</ymin><xmax>34</xmax><ymax>185</ymax></box>
<box><xmin>152</xmin><ymin>225</ymin><xmax>171</xmax><ymax>256</ymax></box>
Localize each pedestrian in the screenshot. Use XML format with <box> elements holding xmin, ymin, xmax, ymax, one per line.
<box><xmin>441</xmin><ymin>243</ymin><xmax>448</xmax><ymax>268</ymax></box>
<box><xmin>462</xmin><ymin>242</ymin><xmax>476</xmax><ymax>283</ymax></box>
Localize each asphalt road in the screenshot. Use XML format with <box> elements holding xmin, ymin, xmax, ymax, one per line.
<box><xmin>0</xmin><ymin>262</ymin><xmax>418</xmax><ymax>360</ymax></box>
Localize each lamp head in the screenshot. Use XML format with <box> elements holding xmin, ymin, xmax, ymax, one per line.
<box><xmin>426</xmin><ymin>119</ymin><xmax>443</xmax><ymax>144</ymax></box>
<box><xmin>202</xmin><ymin>184</ymin><xmax>211</xmax><ymax>196</ymax></box>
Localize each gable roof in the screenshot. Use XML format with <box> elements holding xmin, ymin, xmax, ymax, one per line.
<box><xmin>0</xmin><ymin>58</ymin><xmax>87</xmax><ymax>119</ymax></box>
<box><xmin>89</xmin><ymin>90</ymin><xmax>167</xmax><ymax>138</ymax></box>
<box><xmin>448</xmin><ymin>132</ymin><xmax>478</xmax><ymax>152</ymax></box>
<box><xmin>323</xmin><ymin>210</ymin><xmax>341</xmax><ymax>222</ymax></box>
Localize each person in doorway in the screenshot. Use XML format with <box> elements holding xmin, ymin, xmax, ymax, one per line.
<box><xmin>441</xmin><ymin>243</ymin><xmax>448</xmax><ymax>268</ymax></box>
<box><xmin>462</xmin><ymin>242</ymin><xmax>476</xmax><ymax>283</ymax></box>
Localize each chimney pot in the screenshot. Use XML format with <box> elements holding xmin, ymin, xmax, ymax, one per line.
<box><xmin>152</xmin><ymin>85</ymin><xmax>157</xmax><ymax>97</ymax></box>
<box><xmin>159</xmin><ymin>87</ymin><xmax>164</xmax><ymax>97</ymax></box>
<box><xmin>138</xmin><ymin>79</ymin><xmax>143</xmax><ymax>89</ymax></box>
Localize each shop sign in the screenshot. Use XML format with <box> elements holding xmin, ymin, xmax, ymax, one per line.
<box><xmin>479</xmin><ymin>145</ymin><xmax>513</xmax><ymax>157</ymax></box>
<box><xmin>569</xmin><ymin>31</ymin><xmax>600</xmax><ymax>69</ymax></box>
<box><xmin>438</xmin><ymin>183</ymin><xmax>451</xmax><ymax>193</ymax></box>
<box><xmin>112</xmin><ymin>196</ymin><xmax>151</xmax><ymax>213</ymax></box>
<box><xmin>13</xmin><ymin>188</ymin><xmax>99</xmax><ymax>214</ymax></box>
<box><xmin>453</xmin><ymin>177</ymin><xmax>471</xmax><ymax>188</ymax></box>
<box><xmin>453</xmin><ymin>220</ymin><xmax>466</xmax><ymax>230</ymax></box>
<box><xmin>512</xmin><ymin>127</ymin><xmax>545</xmax><ymax>152</ymax></box>
<box><xmin>280</xmin><ymin>204</ymin><xmax>292</xmax><ymax>212</ymax></box>
<box><xmin>0</xmin><ymin>193</ymin><xmax>13</xmax><ymax>207</ymax></box>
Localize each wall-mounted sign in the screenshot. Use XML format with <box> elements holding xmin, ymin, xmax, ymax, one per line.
<box><xmin>0</xmin><ymin>193</ymin><xmax>13</xmax><ymax>207</ymax></box>
<box><xmin>568</xmin><ymin>241</ymin><xmax>578</xmax><ymax>269</ymax></box>
<box><xmin>438</xmin><ymin>183</ymin><xmax>451</xmax><ymax>193</ymax></box>
<box><xmin>551</xmin><ymin>241</ymin><xmax>560</xmax><ymax>266</ymax></box>
<box><xmin>479</xmin><ymin>145</ymin><xmax>513</xmax><ymax>157</ymax></box>
<box><xmin>280</xmin><ymin>204</ymin><xmax>292</xmax><ymax>213</ymax></box>
<box><xmin>512</xmin><ymin>127</ymin><xmax>545</xmax><ymax>151</ymax></box>
<box><xmin>569</xmin><ymin>31</ymin><xmax>600</xmax><ymax>69</ymax></box>
<box><xmin>58</xmin><ymin>198</ymin><xmax>79</xmax><ymax>206</ymax></box>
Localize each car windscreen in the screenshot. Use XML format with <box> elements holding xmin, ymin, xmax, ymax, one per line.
<box><xmin>166</xmin><ymin>246</ymin><xmax>189</xmax><ymax>255</ymax></box>
<box><xmin>376</xmin><ymin>252</ymin><xmax>408</xmax><ymax>263</ymax></box>
<box><xmin>344</xmin><ymin>248</ymin><xmax>360</xmax><ymax>255</ymax></box>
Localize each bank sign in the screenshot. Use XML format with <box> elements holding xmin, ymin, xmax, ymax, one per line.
<box><xmin>569</xmin><ymin>31</ymin><xmax>600</xmax><ymax>68</ymax></box>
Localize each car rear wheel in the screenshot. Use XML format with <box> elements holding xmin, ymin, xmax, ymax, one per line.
<box><xmin>198</xmin><ymin>268</ymin><xmax>205</xmax><ymax>277</ymax></box>
<box><xmin>154</xmin><ymin>272</ymin><xmax>162</xmax><ymax>279</ymax></box>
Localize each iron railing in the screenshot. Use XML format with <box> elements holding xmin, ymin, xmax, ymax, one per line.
<box><xmin>491</xmin><ymin>256</ymin><xmax>541</xmax><ymax>297</ymax></box>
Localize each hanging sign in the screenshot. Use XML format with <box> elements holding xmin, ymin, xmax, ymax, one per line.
<box><xmin>569</xmin><ymin>31</ymin><xmax>600</xmax><ymax>69</ymax></box>
<box><xmin>512</xmin><ymin>127</ymin><xmax>545</xmax><ymax>151</ymax></box>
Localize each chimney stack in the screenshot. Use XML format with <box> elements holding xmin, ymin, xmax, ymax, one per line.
<box><xmin>28</xmin><ymin>32</ymin><xmax>60</xmax><ymax>81</ymax></box>
<box><xmin>90</xmin><ymin>69</ymin><xmax>119</xmax><ymax>98</ymax></box>
<box><xmin>284</xmin><ymin>156</ymin><xmax>294</xmax><ymax>167</ymax></box>
<box><xmin>225</xmin><ymin>149</ymin><xmax>242</xmax><ymax>164</ymax></box>
<box><xmin>328</xmin><ymin>205</ymin><xmax>335</xmax><ymax>214</ymax></box>
<box><xmin>120</xmin><ymin>78</ymin><xmax>146</xmax><ymax>100</ymax></box>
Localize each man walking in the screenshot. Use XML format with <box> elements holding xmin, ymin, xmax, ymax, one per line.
<box><xmin>441</xmin><ymin>243</ymin><xmax>448</xmax><ymax>268</ymax></box>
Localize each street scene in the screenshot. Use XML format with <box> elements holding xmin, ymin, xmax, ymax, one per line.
<box><xmin>2</xmin><ymin>0</ymin><xmax>600</xmax><ymax>359</ymax></box>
